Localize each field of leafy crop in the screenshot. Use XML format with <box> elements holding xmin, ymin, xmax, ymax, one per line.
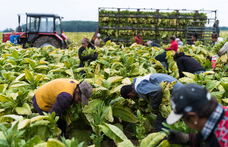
<box><xmin>0</xmin><ymin>32</ymin><xmax>228</xmax><ymax>147</ymax></box>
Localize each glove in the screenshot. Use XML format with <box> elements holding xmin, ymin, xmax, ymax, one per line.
<box><xmin>168</xmin><ymin>130</ymin><xmax>189</xmax><ymax>144</ymax></box>
<box><xmin>93</xmin><ymin>52</ymin><xmax>98</xmax><ymax>60</ymax></box>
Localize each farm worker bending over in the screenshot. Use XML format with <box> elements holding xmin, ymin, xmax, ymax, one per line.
<box><xmin>94</xmin><ymin>33</ymin><xmax>102</xmax><ymax>47</ymax></box>
<box><xmin>175</xmin><ymin>38</ymin><xmax>183</xmax><ymax>46</ymax></box>
<box><xmin>166</xmin><ymin>84</ymin><xmax>228</xmax><ymax>147</ymax></box>
<box><xmin>147</xmin><ymin>40</ymin><xmax>160</xmax><ymax>47</ymax></box>
<box><xmin>217</xmin><ymin>41</ymin><xmax>228</xmax><ymax>71</ymax></box>
<box><xmin>189</xmin><ymin>33</ymin><xmax>198</xmax><ymax>45</ymax></box>
<box><xmin>212</xmin><ymin>33</ymin><xmax>223</xmax><ymax>46</ymax></box>
<box><xmin>120</xmin><ymin>73</ymin><xmax>183</xmax><ymax>132</ymax></box>
<box><xmin>32</xmin><ymin>79</ymin><xmax>93</xmax><ymax>136</ymax></box>
<box><xmin>173</xmin><ymin>52</ymin><xmax>205</xmax><ymax>78</ymax></box>
<box><xmin>134</xmin><ymin>31</ymin><xmax>145</xmax><ymax>45</ymax></box>
<box><xmin>79</xmin><ymin>38</ymin><xmax>98</xmax><ymax>68</ymax></box>
<box><xmin>165</xmin><ymin>36</ymin><xmax>178</xmax><ymax>53</ymax></box>
<box><xmin>10</xmin><ymin>30</ymin><xmax>25</xmax><ymax>45</ymax></box>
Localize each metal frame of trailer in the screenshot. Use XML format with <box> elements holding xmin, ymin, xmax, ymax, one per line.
<box><xmin>98</xmin><ymin>7</ymin><xmax>217</xmax><ymax>45</ymax></box>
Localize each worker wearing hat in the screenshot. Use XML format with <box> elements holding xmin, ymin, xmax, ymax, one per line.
<box><xmin>94</xmin><ymin>33</ymin><xmax>103</xmax><ymax>47</ymax></box>
<box><xmin>120</xmin><ymin>73</ymin><xmax>183</xmax><ymax>132</ymax></box>
<box><xmin>32</xmin><ymin>78</ymin><xmax>93</xmax><ymax>135</ymax></box>
<box><xmin>175</xmin><ymin>38</ymin><xmax>183</xmax><ymax>46</ymax></box>
<box><xmin>79</xmin><ymin>38</ymin><xmax>98</xmax><ymax>68</ymax></box>
<box><xmin>167</xmin><ymin>84</ymin><xmax>228</xmax><ymax>147</ymax></box>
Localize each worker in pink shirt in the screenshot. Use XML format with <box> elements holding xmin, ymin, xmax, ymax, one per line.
<box><xmin>165</xmin><ymin>36</ymin><xmax>178</xmax><ymax>52</ymax></box>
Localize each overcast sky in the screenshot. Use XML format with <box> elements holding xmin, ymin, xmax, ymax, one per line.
<box><xmin>0</xmin><ymin>0</ymin><xmax>227</xmax><ymax>30</ymax></box>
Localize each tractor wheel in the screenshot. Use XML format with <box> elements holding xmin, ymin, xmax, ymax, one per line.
<box><xmin>33</xmin><ymin>36</ymin><xmax>60</xmax><ymax>48</ymax></box>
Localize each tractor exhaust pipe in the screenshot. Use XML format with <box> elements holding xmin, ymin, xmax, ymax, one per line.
<box><xmin>18</xmin><ymin>14</ymin><xmax>22</xmax><ymax>32</ymax></box>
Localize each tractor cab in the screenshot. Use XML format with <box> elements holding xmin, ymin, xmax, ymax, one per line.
<box><xmin>3</xmin><ymin>13</ymin><xmax>70</xmax><ymax>48</ymax></box>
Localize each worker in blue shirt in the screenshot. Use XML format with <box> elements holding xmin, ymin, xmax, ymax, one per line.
<box><xmin>120</xmin><ymin>73</ymin><xmax>183</xmax><ymax>132</ymax></box>
<box><xmin>10</xmin><ymin>30</ymin><xmax>25</xmax><ymax>45</ymax></box>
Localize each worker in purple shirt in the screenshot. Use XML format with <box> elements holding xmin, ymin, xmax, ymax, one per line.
<box><xmin>9</xmin><ymin>30</ymin><xmax>25</xmax><ymax>45</ymax></box>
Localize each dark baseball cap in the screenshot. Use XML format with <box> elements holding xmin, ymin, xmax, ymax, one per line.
<box><xmin>166</xmin><ymin>84</ymin><xmax>211</xmax><ymax>125</ymax></box>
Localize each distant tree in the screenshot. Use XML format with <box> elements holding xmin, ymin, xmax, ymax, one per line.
<box><xmin>220</xmin><ymin>27</ymin><xmax>228</xmax><ymax>30</ymax></box>
<box><xmin>3</xmin><ymin>28</ymin><xmax>14</xmax><ymax>32</ymax></box>
<box><xmin>3</xmin><ymin>21</ymin><xmax>98</xmax><ymax>32</ymax></box>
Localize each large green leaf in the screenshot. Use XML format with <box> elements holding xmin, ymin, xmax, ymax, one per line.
<box><xmin>211</xmin><ymin>91</ymin><xmax>225</xmax><ymax>99</ymax></box>
<box><xmin>182</xmin><ymin>72</ymin><xmax>195</xmax><ymax>78</ymax></box>
<box><xmin>34</xmin><ymin>143</ymin><xmax>47</xmax><ymax>147</ymax></box>
<box><xmin>113</xmin><ymin>106</ymin><xmax>138</xmax><ymax>123</ymax></box>
<box><xmin>222</xmin><ymin>82</ymin><xmax>228</xmax><ymax>92</ymax></box>
<box><xmin>25</xmin><ymin>58</ymin><xmax>36</xmax><ymax>69</ymax></box>
<box><xmin>38</xmin><ymin>126</ymin><xmax>50</xmax><ymax>141</ymax></box>
<box><xmin>0</xmin><ymin>94</ymin><xmax>15</xmax><ymax>103</ymax></box>
<box><xmin>117</xmin><ymin>140</ymin><xmax>135</xmax><ymax>147</ymax></box>
<box><xmin>22</xmin><ymin>135</ymin><xmax>42</xmax><ymax>147</ymax></box>
<box><xmin>25</xmin><ymin>68</ymin><xmax>34</xmax><ymax>84</ymax></box>
<box><xmin>107</xmin><ymin>76</ymin><xmax>123</xmax><ymax>84</ymax></box>
<box><xmin>99</xmin><ymin>123</ymin><xmax>127</xmax><ymax>143</ymax></box>
<box><xmin>205</xmin><ymin>81</ymin><xmax>220</xmax><ymax>92</ymax></box>
<box><xmin>0</xmin><ymin>115</ymin><xmax>23</xmax><ymax>122</ymax></box>
<box><xmin>69</xmin><ymin>129</ymin><xmax>91</xmax><ymax>147</ymax></box>
<box><xmin>83</xmin><ymin>99</ymin><xmax>103</xmax><ymax>113</ymax></box>
<box><xmin>18</xmin><ymin>119</ymin><xmax>31</xmax><ymax>129</ymax></box>
<box><xmin>47</xmin><ymin>138</ymin><xmax>65</xmax><ymax>147</ymax></box>
<box><xmin>15</xmin><ymin>103</ymin><xmax>32</xmax><ymax>115</ymax></box>
<box><xmin>140</xmin><ymin>132</ymin><xmax>166</xmax><ymax>147</ymax></box>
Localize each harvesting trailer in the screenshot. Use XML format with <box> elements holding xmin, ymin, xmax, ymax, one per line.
<box><xmin>3</xmin><ymin>13</ymin><xmax>70</xmax><ymax>48</ymax></box>
<box><xmin>97</xmin><ymin>7</ymin><xmax>217</xmax><ymax>45</ymax></box>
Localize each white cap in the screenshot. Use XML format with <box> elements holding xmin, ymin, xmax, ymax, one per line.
<box><xmin>147</xmin><ymin>40</ymin><xmax>153</xmax><ymax>46</ymax></box>
<box><xmin>97</xmin><ymin>33</ymin><xmax>101</xmax><ymax>37</ymax></box>
<box><xmin>166</xmin><ymin>111</ymin><xmax>183</xmax><ymax>125</ymax></box>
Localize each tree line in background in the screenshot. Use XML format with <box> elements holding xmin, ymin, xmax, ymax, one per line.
<box><xmin>2</xmin><ymin>21</ymin><xmax>98</xmax><ymax>32</ymax></box>
<box><xmin>2</xmin><ymin>21</ymin><xmax>228</xmax><ymax>32</ymax></box>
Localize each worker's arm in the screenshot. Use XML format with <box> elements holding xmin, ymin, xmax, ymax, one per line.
<box><xmin>217</xmin><ymin>42</ymin><xmax>228</xmax><ymax>56</ymax></box>
<box><xmin>19</xmin><ymin>32</ymin><xmax>25</xmax><ymax>36</ymax></box>
<box><xmin>136</xmin><ymin>79</ymin><xmax>163</xmax><ymax>110</ymax></box>
<box><xmin>165</xmin><ymin>42</ymin><xmax>176</xmax><ymax>51</ymax></box>
<box><xmin>49</xmin><ymin>93</ymin><xmax>73</xmax><ymax>116</ymax></box>
<box><xmin>176</xmin><ymin>58</ymin><xmax>185</xmax><ymax>78</ymax></box>
<box><xmin>78</xmin><ymin>47</ymin><xmax>93</xmax><ymax>61</ymax></box>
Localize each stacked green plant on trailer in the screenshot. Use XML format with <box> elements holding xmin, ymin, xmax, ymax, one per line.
<box><xmin>98</xmin><ymin>8</ymin><xmax>215</xmax><ymax>45</ymax></box>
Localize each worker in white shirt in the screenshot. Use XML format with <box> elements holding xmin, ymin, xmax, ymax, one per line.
<box><xmin>212</xmin><ymin>33</ymin><xmax>223</xmax><ymax>46</ymax></box>
<box><xmin>217</xmin><ymin>41</ymin><xmax>228</xmax><ymax>70</ymax></box>
<box><xmin>94</xmin><ymin>33</ymin><xmax>102</xmax><ymax>47</ymax></box>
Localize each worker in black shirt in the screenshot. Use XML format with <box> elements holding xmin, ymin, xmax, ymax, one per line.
<box><xmin>189</xmin><ymin>33</ymin><xmax>198</xmax><ymax>45</ymax></box>
<box><xmin>78</xmin><ymin>38</ymin><xmax>98</xmax><ymax>75</ymax></box>
<box><xmin>78</xmin><ymin>38</ymin><xmax>98</xmax><ymax>68</ymax></box>
<box><xmin>174</xmin><ymin>52</ymin><xmax>205</xmax><ymax>78</ymax></box>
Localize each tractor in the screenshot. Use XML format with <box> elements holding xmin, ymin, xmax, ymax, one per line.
<box><xmin>3</xmin><ymin>13</ymin><xmax>70</xmax><ymax>48</ymax></box>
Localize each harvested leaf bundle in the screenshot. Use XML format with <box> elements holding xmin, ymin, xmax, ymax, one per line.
<box><xmin>159</xmin><ymin>81</ymin><xmax>177</xmax><ymax>118</ymax></box>
<box><xmin>81</xmin><ymin>47</ymin><xmax>96</xmax><ymax>56</ymax></box>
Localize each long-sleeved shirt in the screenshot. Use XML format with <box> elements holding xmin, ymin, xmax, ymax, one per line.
<box><xmin>176</xmin><ymin>56</ymin><xmax>205</xmax><ymax>78</ymax></box>
<box><xmin>214</xmin><ymin>37</ymin><xmax>223</xmax><ymax>45</ymax></box>
<box><xmin>78</xmin><ymin>44</ymin><xmax>98</xmax><ymax>67</ymax></box>
<box><xmin>10</xmin><ymin>35</ymin><xmax>20</xmax><ymax>45</ymax></box>
<box><xmin>134</xmin><ymin>36</ymin><xmax>145</xmax><ymax>45</ymax></box>
<box><xmin>133</xmin><ymin>73</ymin><xmax>183</xmax><ymax>110</ymax></box>
<box><xmin>188</xmin><ymin>105</ymin><xmax>228</xmax><ymax>147</ymax></box>
<box><xmin>94</xmin><ymin>38</ymin><xmax>102</xmax><ymax>47</ymax></box>
<box><xmin>217</xmin><ymin>42</ymin><xmax>228</xmax><ymax>67</ymax></box>
<box><xmin>165</xmin><ymin>41</ymin><xmax>178</xmax><ymax>52</ymax></box>
<box><xmin>34</xmin><ymin>78</ymin><xmax>80</xmax><ymax>116</ymax></box>
<box><xmin>177</xmin><ymin>41</ymin><xmax>183</xmax><ymax>46</ymax></box>
<box><xmin>189</xmin><ymin>40</ymin><xmax>196</xmax><ymax>45</ymax></box>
